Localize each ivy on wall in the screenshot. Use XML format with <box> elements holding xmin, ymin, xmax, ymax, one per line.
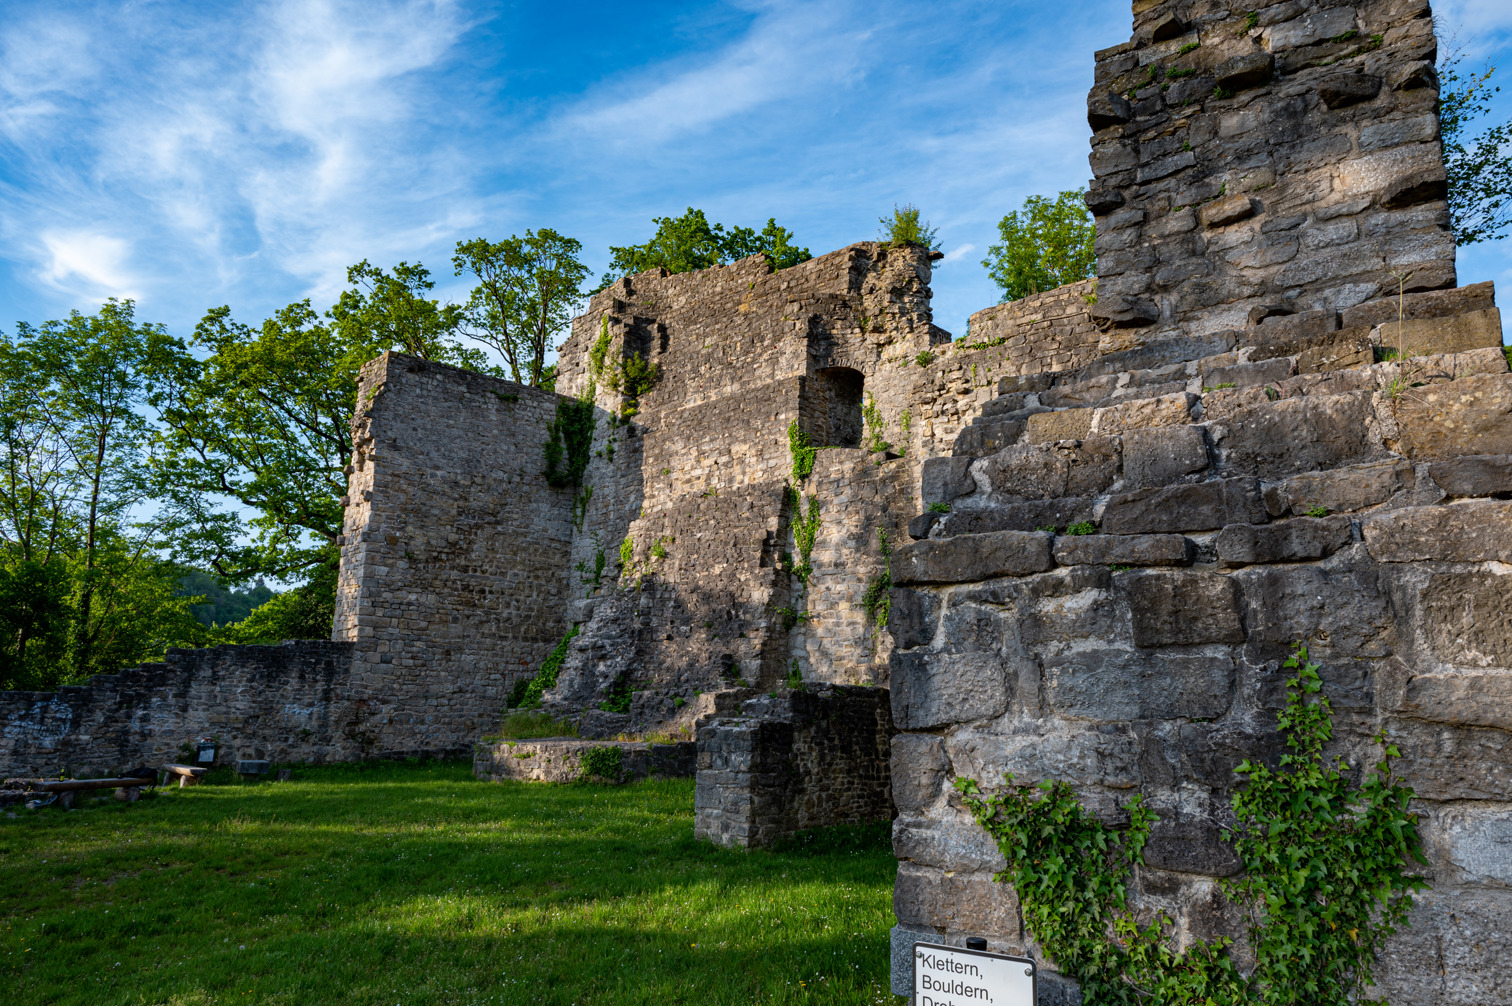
<box><xmin>957</xmin><ymin>643</ymin><xmax>1427</xmax><ymax>1006</ymax></box>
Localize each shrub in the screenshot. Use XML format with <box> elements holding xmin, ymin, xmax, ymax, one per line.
<box><xmin>579</xmin><ymin>745</ymin><xmax>624</xmax><ymax>781</ymax></box>
<box><xmin>879</xmin><ymin>204</ymin><xmax>941</xmax><ymax>252</ymax></box>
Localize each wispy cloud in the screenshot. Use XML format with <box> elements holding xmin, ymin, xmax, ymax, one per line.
<box><xmin>39</xmin><ymin>230</ymin><xmax>139</xmax><ymax>299</ymax></box>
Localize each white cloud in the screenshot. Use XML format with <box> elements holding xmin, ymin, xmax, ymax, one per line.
<box><xmin>561</xmin><ymin>0</ymin><xmax>869</xmax><ymax>145</ymax></box>
<box><xmin>941</xmin><ymin>243</ymin><xmax>976</xmax><ymax>263</ymax></box>
<box><xmin>39</xmin><ymin>231</ymin><xmax>139</xmax><ymax>299</ymax></box>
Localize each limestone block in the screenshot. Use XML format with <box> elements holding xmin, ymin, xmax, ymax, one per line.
<box><xmin>892</xmin><ymin>814</ymin><xmax>1006</xmax><ymax>873</ymax></box>
<box><xmin>1247</xmin><ymin>309</ymin><xmax>1338</xmax><ymax>347</ymax></box>
<box><xmin>1199</xmin><ymin>194</ymin><xmax>1257</xmax><ymax>229</ymax></box>
<box><xmin>890</xmin><ymin>650</ymin><xmax>1011</xmax><ymax>730</ymax></box>
<box><xmin>891</xmin><ymin>530</ymin><xmax>1053</xmax><ymax>585</ymax></box>
<box><xmin>1437</xmin><ymin>890</ymin><xmax>1512</xmax><ymax>1004</ymax></box>
<box><xmin>1402</xmin><ymin>673</ymin><xmax>1512</xmax><ymax>730</ymax></box>
<box><xmin>1381</xmin><ymin>307</ymin><xmax>1504</xmax><ymax>356</ymax></box>
<box><xmin>888</xmin><ymin>588</ymin><xmax>940</xmax><ymax>649</ymax></box>
<box><xmin>946</xmin><ymin>725</ymin><xmax>1142</xmax><ymax>790</ymax></box>
<box><xmin>981</xmin><ymin>438</ymin><xmax>1120</xmax><ymax>500</ymax></box>
<box><xmin>1264</xmin><ymin>6</ymin><xmax>1355</xmax><ymax>50</ymax></box>
<box><xmin>1215</xmin><ymin>391</ymin><xmax>1381</xmax><ymax>480</ymax></box>
<box><xmin>1121</xmin><ymin>425</ymin><xmax>1209</xmax><ymax>489</ymax></box>
<box><xmin>890</xmin><ymin>734</ymin><xmax>948</xmax><ymax>814</ymax></box>
<box><xmin>1215</xmin><ymin>515</ymin><xmax>1354</xmax><ymax>566</ymax></box>
<box><xmin>939</xmin><ymin>498</ymin><xmax>1095</xmax><ymax>536</ymax></box>
<box><xmin>1024</xmin><ymin>408</ymin><xmax>1094</xmax><ymax>443</ymax></box>
<box><xmin>1102</xmin><ymin>477</ymin><xmax>1268</xmax><ymax>534</ymax></box>
<box><xmin>1341</xmin><ymin>281</ymin><xmax>1495</xmax><ymax>329</ymax></box>
<box><xmin>1088</xmin><ymin>91</ymin><xmax>1133</xmax><ymax>130</ymax></box>
<box><xmin>1272</xmin><ymin>458</ymin><xmax>1414</xmax><ymax>514</ymax></box>
<box><xmin>1428</xmin><ymin>454</ymin><xmax>1512</xmax><ymax>497</ymax></box>
<box><xmin>1200</xmin><ymin>357</ymin><xmax>1292</xmax><ymax>389</ymax></box>
<box><xmin>1317</xmin><ymin>72</ymin><xmax>1383</xmax><ymax>108</ymax></box>
<box><xmin>1091</xmin><ymin>392</ymin><xmax>1197</xmax><ymax>435</ymax></box>
<box><xmin>1231</xmin><ymin>546</ymin><xmax>1396</xmax><ymax>661</ymax></box>
<box><xmin>895</xmin><ymin>863</ymin><xmax>1020</xmax><ymax>936</ymax></box>
<box><xmin>952</xmin><ymin>418</ymin><xmax>1025</xmax><ymax>458</ymax></box>
<box><xmin>1052</xmin><ymin>533</ymin><xmax>1193</xmax><ymax>567</ymax></box>
<box><xmin>907</xmin><ymin>512</ymin><xmax>940</xmax><ymax>540</ymax></box>
<box><xmin>1389</xmin><ymin>718</ymin><xmax>1512</xmax><ymax>800</ymax></box>
<box><xmin>1213</xmin><ymin>51</ymin><xmax>1275</xmax><ymax>91</ymax></box>
<box><xmin>1441</xmin><ymin>807</ymin><xmax>1512</xmax><ymax>884</ymax></box>
<box><xmin>1393</xmin><ymin>373</ymin><xmax>1512</xmax><ymax>459</ymax></box>
<box><xmin>1363</xmin><ymin>501</ymin><xmax>1512</xmax><ymax>562</ymax></box>
<box><xmin>922</xmin><ymin>456</ymin><xmax>975</xmax><ymax>505</ymax></box>
<box><xmin>1295</xmin><ymin>327</ymin><xmax>1375</xmax><ymax>374</ymax></box>
<box><xmin>1418</xmin><ymin>570</ymin><xmax>1512</xmax><ymax>668</ymax></box>
<box><xmin>1041</xmin><ymin>648</ymin><xmax>1235</xmax><ymax>720</ymax></box>
<box><xmin>1126</xmin><ymin>570</ymin><xmax>1246</xmax><ymax>647</ymax></box>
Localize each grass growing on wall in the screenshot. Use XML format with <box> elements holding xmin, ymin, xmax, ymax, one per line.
<box><xmin>0</xmin><ymin>761</ymin><xmax>900</xmax><ymax>1006</ymax></box>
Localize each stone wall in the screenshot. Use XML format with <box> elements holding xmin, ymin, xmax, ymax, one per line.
<box><xmin>1086</xmin><ymin>0</ymin><xmax>1453</xmax><ymax>341</ymax></box>
<box><xmin>694</xmin><ymin>685</ymin><xmax>895</xmax><ymax>848</ymax></box>
<box><xmin>886</xmin><ymin>273</ymin><xmax>1511</xmax><ymax>999</ymax></box>
<box><xmin>543</xmin><ymin>243</ymin><xmax>947</xmax><ymax>739</ymax></box>
<box><xmin>0</xmin><ymin>642</ymin><xmax>355</xmax><ymax>777</ymax></box>
<box><xmin>333</xmin><ymin>354</ymin><xmax>576</xmax><ymax>752</ymax></box>
<box><xmin>474</xmin><ymin>737</ymin><xmax>696</xmax><ymax>783</ymax></box>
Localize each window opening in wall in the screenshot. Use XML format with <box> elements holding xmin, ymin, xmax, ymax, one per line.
<box><xmin>814</xmin><ymin>367</ymin><xmax>863</xmax><ymax>448</ymax></box>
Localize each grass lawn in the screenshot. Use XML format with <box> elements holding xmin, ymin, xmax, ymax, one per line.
<box><xmin>0</xmin><ymin>761</ymin><xmax>902</xmax><ymax>1005</ymax></box>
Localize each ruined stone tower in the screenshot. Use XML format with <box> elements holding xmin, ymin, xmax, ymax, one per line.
<box><xmin>3</xmin><ymin>1</ymin><xmax>1509</xmax><ymax>1001</ymax></box>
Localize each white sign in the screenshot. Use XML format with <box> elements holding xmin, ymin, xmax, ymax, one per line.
<box><xmin>913</xmin><ymin>942</ymin><xmax>1035</xmax><ymax>1006</ymax></box>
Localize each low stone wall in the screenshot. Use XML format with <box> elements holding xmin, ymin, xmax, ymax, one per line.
<box><xmin>694</xmin><ymin>685</ymin><xmax>895</xmax><ymax>848</ymax></box>
<box><xmin>0</xmin><ymin>642</ymin><xmax>357</xmax><ymax>778</ymax></box>
<box><xmin>473</xmin><ymin>737</ymin><xmax>696</xmax><ymax>783</ymax></box>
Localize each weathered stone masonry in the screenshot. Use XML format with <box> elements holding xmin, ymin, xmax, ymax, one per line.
<box><xmin>888</xmin><ymin>1</ymin><xmax>1512</xmax><ymax>1001</ymax></box>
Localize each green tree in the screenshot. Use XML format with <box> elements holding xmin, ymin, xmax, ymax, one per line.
<box><xmin>1440</xmin><ymin>57</ymin><xmax>1512</xmax><ymax>245</ymax></box>
<box><xmin>453</xmin><ymin>230</ymin><xmax>590</xmax><ymax>387</ymax></box>
<box><xmin>600</xmin><ymin>208</ymin><xmax>809</xmax><ymax>288</ymax></box>
<box><xmin>327</xmin><ymin>260</ymin><xmax>482</xmax><ymax>367</ymax></box>
<box><xmin>0</xmin><ymin>301</ymin><xmax>208</xmax><ymax>687</ymax></box>
<box><xmin>878</xmin><ymin>203</ymin><xmax>941</xmax><ymax>252</ymax></box>
<box><xmin>982</xmin><ymin>190</ymin><xmax>1096</xmax><ymax>302</ymax></box>
<box><xmin>151</xmin><ymin>261</ymin><xmax>488</xmax><ymax>587</ymax></box>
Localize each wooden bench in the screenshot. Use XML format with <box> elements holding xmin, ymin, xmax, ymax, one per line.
<box><xmin>162</xmin><ymin>764</ymin><xmax>210</xmax><ymax>788</ymax></box>
<box><xmin>32</xmin><ymin>775</ymin><xmax>156</xmax><ymax>808</ymax></box>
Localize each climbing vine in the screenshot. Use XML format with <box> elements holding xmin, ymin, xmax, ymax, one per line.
<box><xmin>787</xmin><ymin>421</ymin><xmax>816</xmax><ymax>482</ymax></box>
<box><xmin>862</xmin><ymin>394</ymin><xmax>891</xmax><ymax>454</ymax></box>
<box><xmin>507</xmin><ymin>624</ymin><xmax>581</xmax><ymax>709</ymax></box>
<box><xmin>957</xmin><ymin>642</ymin><xmax>1426</xmax><ymax>1006</ymax></box>
<box><xmin>787</xmin><ymin>488</ymin><xmax>821</xmax><ymax>583</ymax></box>
<box><xmin>544</xmin><ymin>396</ymin><xmax>596</xmax><ymax>488</ymax></box>
<box><xmin>860</xmin><ymin>527</ymin><xmax>893</xmax><ymax>632</ymax></box>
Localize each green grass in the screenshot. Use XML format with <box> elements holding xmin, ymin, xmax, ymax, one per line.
<box><xmin>1</xmin><ymin>761</ymin><xmax>901</xmax><ymax>1005</ymax></box>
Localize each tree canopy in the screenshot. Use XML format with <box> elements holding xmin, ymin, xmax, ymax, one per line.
<box><xmin>454</xmin><ymin>230</ymin><xmax>590</xmax><ymax>389</ymax></box>
<box><xmin>599</xmin><ymin>208</ymin><xmax>810</xmax><ymax>289</ymax></box>
<box><xmin>1440</xmin><ymin>57</ymin><xmax>1512</xmax><ymax>245</ymax></box>
<box><xmin>982</xmin><ymin>190</ymin><xmax>1097</xmax><ymax>302</ymax></box>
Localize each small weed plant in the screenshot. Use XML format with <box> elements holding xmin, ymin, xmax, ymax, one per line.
<box><xmin>927</xmin><ymin>501</ymin><xmax>951</xmax><ymax>514</ymax></box>
<box><xmin>1064</xmin><ymin>520</ymin><xmax>1096</xmax><ymax>536</ymax></box>
<box><xmin>957</xmin><ymin>643</ymin><xmax>1426</xmax><ymax>1006</ymax></box>
<box><xmin>579</xmin><ymin>745</ymin><xmax>625</xmax><ymax>781</ymax></box>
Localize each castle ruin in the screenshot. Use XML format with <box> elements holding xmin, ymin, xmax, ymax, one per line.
<box><xmin>3</xmin><ymin>0</ymin><xmax>1510</xmax><ymax>999</ymax></box>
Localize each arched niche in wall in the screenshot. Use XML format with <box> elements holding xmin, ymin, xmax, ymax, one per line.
<box><xmin>812</xmin><ymin>367</ymin><xmax>864</xmax><ymax>448</ymax></box>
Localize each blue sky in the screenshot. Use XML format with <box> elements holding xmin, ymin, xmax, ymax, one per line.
<box><xmin>2</xmin><ymin>0</ymin><xmax>1510</xmax><ymax>351</ymax></box>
